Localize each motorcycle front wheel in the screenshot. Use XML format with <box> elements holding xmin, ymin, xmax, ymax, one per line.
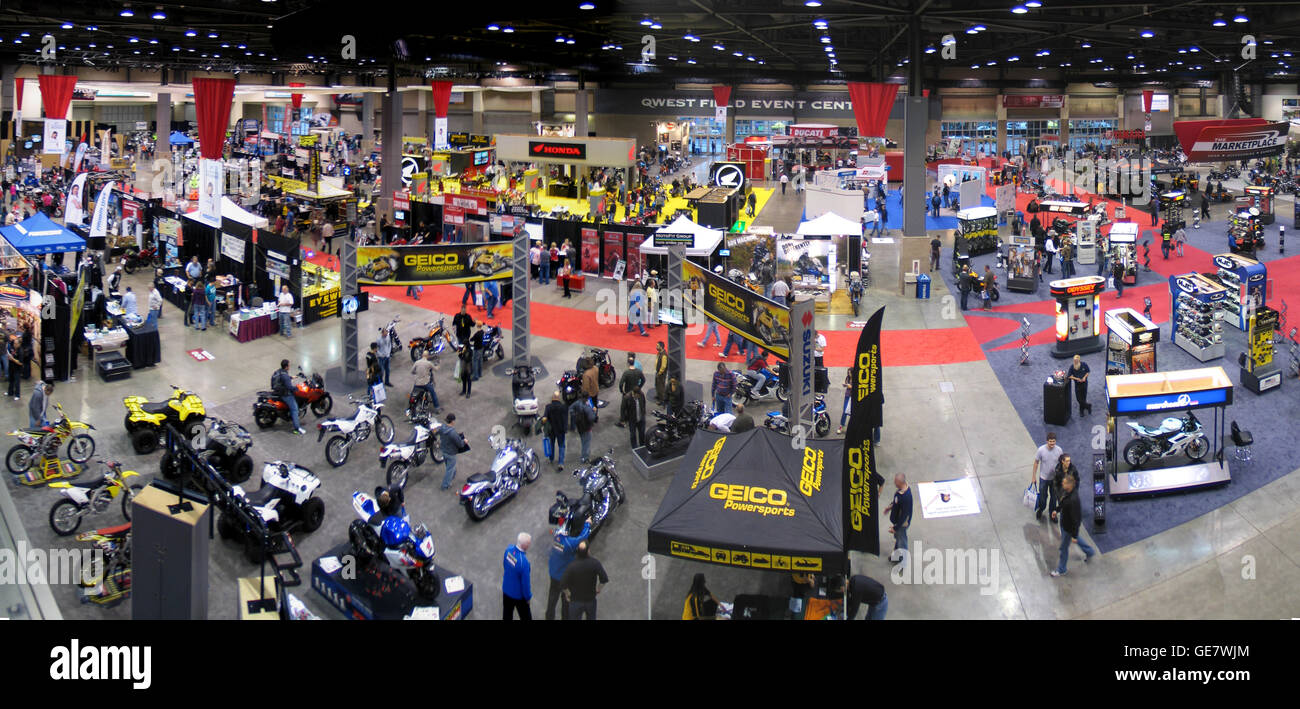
<box><xmin>325</xmin><ymin>436</ymin><xmax>351</xmax><ymax>468</ymax></box>
<box><xmin>376</xmin><ymin>415</ymin><xmax>395</xmax><ymax>445</ymax></box>
<box><xmin>815</xmin><ymin>414</ymin><xmax>831</xmax><ymax>438</ymax></box>
<box><xmin>776</xmin><ymin>385</ymin><xmax>790</xmax><ymax>403</ymax></box>
<box><xmin>123</xmin><ymin>261</ymin><xmax>137</xmax><ymax>275</ymax></box>
<box><xmin>409</xmin><ymin>343</ymin><xmax>424</xmax><ymax>362</ymax></box>
<box><xmin>6</xmin><ymin>444</ymin><xmax>34</xmax><ymax>475</ymax></box>
<box><xmin>732</xmin><ymin>390</ymin><xmax>750</xmax><ymax>407</ymax></box>
<box><xmin>49</xmin><ymin>500</ymin><xmax>84</xmax><ymax>536</ymax></box>
<box><xmin>1185</xmin><ymin>436</ymin><xmax>1209</xmax><ymax>461</ymax></box>
<box><xmin>524</xmin><ymin>455</ymin><xmax>540</xmax><ymax>482</ymax></box>
<box><xmin>1123</xmin><ymin>440</ymin><xmax>1151</xmax><ymax>469</ymax></box>
<box><xmin>66</xmin><ymin>434</ymin><xmax>95</xmax><ymax>464</ymax></box>
<box><xmin>121</xmin><ymin>484</ymin><xmax>144</xmax><ymax>520</ymax></box>
<box><xmin>387</xmin><ymin>461</ymin><xmax>411</xmax><ymax>489</ymax></box>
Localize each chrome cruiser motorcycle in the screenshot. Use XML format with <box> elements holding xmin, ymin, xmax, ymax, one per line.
<box><xmin>548</xmin><ymin>449</ymin><xmax>626</xmax><ymax>536</ymax></box>
<box><xmin>459</xmin><ymin>434</ymin><xmax>540</xmax><ymax>521</ymax></box>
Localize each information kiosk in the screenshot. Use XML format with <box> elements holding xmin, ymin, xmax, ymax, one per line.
<box><xmin>1049</xmin><ymin>275</ymin><xmax>1106</xmax><ymax>358</ymax></box>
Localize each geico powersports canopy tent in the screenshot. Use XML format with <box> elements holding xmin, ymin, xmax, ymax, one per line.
<box><xmin>648</xmin><ymin>427</ymin><xmax>847</xmax><ymax>574</ymax></box>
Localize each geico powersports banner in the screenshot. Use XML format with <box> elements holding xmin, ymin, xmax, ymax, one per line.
<box><xmin>1174</xmin><ymin>119</ymin><xmax>1290</xmax><ymax>163</ymax></box>
<box><xmin>684</xmin><ymin>260</ymin><xmax>791</xmax><ymax>359</ymax></box>
<box><xmin>357</xmin><ymin>242</ymin><xmax>513</xmax><ymax>286</ymax></box>
<box><xmin>844</xmin><ymin>306</ymin><xmax>884</xmax><ymax>555</ymax></box>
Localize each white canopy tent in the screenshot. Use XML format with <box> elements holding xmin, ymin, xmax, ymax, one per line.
<box><xmin>642</xmin><ymin>215</ymin><xmax>725</xmax><ymax>256</ymax></box>
<box><xmin>797</xmin><ymin>211</ymin><xmax>863</xmax><ymax>237</ymax></box>
<box><xmin>184</xmin><ymin>196</ymin><xmax>269</xmax><ymax>229</ymax></box>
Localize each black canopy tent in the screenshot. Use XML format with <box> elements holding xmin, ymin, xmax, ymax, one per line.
<box><xmin>647</xmin><ymin>427</ymin><xmax>848</xmax><ymax>575</ymax></box>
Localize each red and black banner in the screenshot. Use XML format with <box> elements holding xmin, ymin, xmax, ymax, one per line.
<box><xmin>1174</xmin><ymin>118</ymin><xmax>1290</xmax><ymax>164</ymax></box>
<box><xmin>529</xmin><ymin>140</ymin><xmax>586</xmax><ymax>160</ymax></box>
<box><xmin>844</xmin><ymin>306</ymin><xmax>884</xmax><ymax>555</ymax></box>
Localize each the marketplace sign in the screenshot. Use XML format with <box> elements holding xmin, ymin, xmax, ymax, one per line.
<box><xmin>1174</xmin><ymin>119</ymin><xmax>1290</xmax><ymax>164</ymax></box>
<box><xmin>595</xmin><ymin>89</ymin><xmax>904</xmax><ymax>119</ymax></box>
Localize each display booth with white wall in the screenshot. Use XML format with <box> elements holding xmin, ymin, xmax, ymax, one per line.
<box><xmin>804</xmin><ymin>182</ymin><xmax>864</xmax><ymax>224</ymax></box>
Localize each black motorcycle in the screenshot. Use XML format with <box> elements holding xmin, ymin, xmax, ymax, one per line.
<box><xmin>548</xmin><ymin>450</ymin><xmax>626</xmax><ymax>537</ymax></box>
<box><xmin>558</xmin><ymin>370</ymin><xmax>584</xmax><ymax>405</ymax></box>
<box><xmin>645</xmin><ymin>400</ymin><xmax>707</xmax><ymax>457</ymax></box>
<box><xmin>586</xmin><ymin>349</ymin><xmax>617</xmax><ymax>389</ymax></box>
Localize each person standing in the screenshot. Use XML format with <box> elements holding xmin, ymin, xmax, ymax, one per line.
<box><xmin>884</xmin><ymin>474</ymin><xmax>913</xmax><ymax>563</ymax></box>
<box><xmin>561</xmin><ymin>542</ymin><xmax>609</xmax><ymax>620</ymax></box>
<box><xmin>958</xmin><ymin>267</ymin><xmax>972</xmax><ymax>311</ymax></box>
<box><xmin>1112</xmin><ymin>257</ymin><xmax>1125</xmax><ymax>298</ymax></box>
<box><xmin>483</xmin><ymin>279</ymin><xmax>500</xmax><ymax>319</ymax></box>
<box><xmin>622</xmin><ymin>384</ymin><xmax>647</xmax><ymax>448</ymax></box>
<box><xmin>452</xmin><ymin>304</ymin><xmax>474</xmax><ymax>347</ymax></box>
<box><xmin>711</xmin><ymin>362</ymin><xmax>735</xmax><ymax>416</ymax></box>
<box><xmin>438</xmin><ymin>413</ymin><xmax>464</xmax><ymax>490</ymax></box>
<box><xmin>277</xmin><ymin>284</ymin><xmax>295</xmax><ymax>338</ymax></box>
<box><xmin>1068</xmin><ymin>354</ymin><xmax>1092</xmax><ymax>415</ymax></box>
<box><xmin>457</xmin><ymin>343</ymin><xmax>474</xmax><ymax>398</ymax></box>
<box><xmin>1050</xmin><ymin>453</ymin><xmax>1080</xmax><ymax>522</ymax></box>
<box><xmin>147</xmin><ymin>284</ymin><xmax>163</xmax><ymax>324</ymax></box>
<box><xmin>1050</xmin><ymin>473</ymin><xmax>1096</xmax><ymax>577</ymax></box>
<box><xmin>204</xmin><ymin>278</ymin><xmax>217</xmax><ymax>327</ymax></box>
<box><xmin>28</xmin><ymin>380</ymin><xmax>50</xmax><ymax>429</ymax></box>
<box><xmin>626</xmin><ymin>281</ymin><xmax>647</xmax><ymax>336</ymax></box>
<box><xmin>190</xmin><ymin>280</ymin><xmax>208</xmax><ymax>331</ymax></box>
<box><xmin>365</xmin><ymin>343</ymin><xmax>382</xmax><ymax>386</ymax></box>
<box><xmin>544</xmin><ymin>391</ymin><xmax>569</xmax><ymax>467</ymax></box>
<box><xmin>616</xmin><ymin>354</ymin><xmax>646</xmax><ymax>427</ymax></box>
<box><xmin>929</xmin><ymin>236</ymin><xmax>941</xmax><ymax>272</ymax></box>
<box><xmin>375</xmin><ymin>326</ymin><xmax>392</xmax><ymax>386</ymax></box>
<box><xmin>837</xmin><ymin>368</ymin><xmax>853</xmax><ymax>435</ymax></box>
<box><xmin>470</xmin><ymin>326</ymin><xmax>486</xmax><ymax>382</ymax></box>
<box><xmin>5</xmin><ymin>335</ymin><xmax>20</xmax><ymax>401</ymax></box>
<box><xmin>121</xmin><ymin>286</ymin><xmax>138</xmax><ymax>318</ymax></box>
<box><xmin>780</xmin><ymin>171</ymin><xmax>789</xmax><ymax>195</ymax></box>
<box><xmin>547</xmin><ymin>517</ymin><xmax>591</xmax><ymax>620</ymax></box>
<box><xmin>581</xmin><ymin>359</ymin><xmax>599</xmax><ymax>410</ymax></box>
<box><xmin>654</xmin><ymin>342</ymin><xmax>668</xmax><ymax>405</ymax></box>
<box><xmin>529</xmin><ymin>243</ymin><xmax>541</xmax><ymax>280</ymax></box>
<box><xmin>1030</xmin><ymin>432</ymin><xmax>1065</xmax><ymax>522</ymax></box>
<box><xmin>569</xmin><ymin>395</ymin><xmax>596</xmax><ymax>464</ymax></box>
<box><xmin>501</xmin><ymin>533</ymin><xmax>533</xmax><ymax>621</ymax></box>
<box><xmin>461</xmin><ymin>281</ymin><xmax>478</xmax><ymax>309</ymax></box>
<box><xmin>184</xmin><ymin>255</ymin><xmax>202</xmax><ymax>282</ymax></box>
<box><xmin>1043</xmin><ymin>232</ymin><xmax>1057</xmax><ymax>274</ymax></box>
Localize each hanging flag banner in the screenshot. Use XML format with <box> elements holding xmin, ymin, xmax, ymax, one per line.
<box><xmin>683</xmin><ymin>259</ymin><xmax>791</xmax><ymax>359</ymax></box>
<box><xmin>88</xmin><ymin>181</ymin><xmax>116</xmax><ymax>238</ymax></box>
<box><xmin>43</xmin><ymin>118</ymin><xmax>66</xmax><ymax>155</ymax></box>
<box><xmin>846</xmin><ymin>82</ymin><xmax>900</xmax><ymax>138</ymax></box>
<box><xmin>431</xmin><ymin>80</ymin><xmax>454</xmax><ymax>150</ymax></box>
<box><xmin>843</xmin><ymin>306</ymin><xmax>885</xmax><ymax>555</ymax></box>
<box><xmin>198</xmin><ymin>158</ymin><xmax>223</xmax><ymax>224</ymax></box>
<box><xmin>63</xmin><ymin>173</ymin><xmax>88</xmax><ymax>226</ymax></box>
<box><xmin>1174</xmin><ymin>118</ymin><xmax>1290</xmax><ymax>163</ymax></box>
<box><xmin>13</xmin><ymin>78</ymin><xmax>23</xmax><ymax>126</ymax></box>
<box><xmin>72</xmin><ymin>141</ymin><xmax>88</xmax><ymax>173</ymax></box>
<box><xmin>356</xmin><ymin>241</ymin><xmax>513</xmax><ymax>286</ymax></box>
<box><xmin>98</xmin><ymin>128</ymin><xmax>113</xmax><ymax>167</ymax></box>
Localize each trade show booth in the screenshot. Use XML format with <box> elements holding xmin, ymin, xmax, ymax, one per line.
<box><xmin>954</xmin><ymin>207</ymin><xmax>999</xmax><ymax>258</ymax></box>
<box><xmin>1107</xmin><ymin>222</ymin><xmax>1139</xmax><ymax>285</ymax></box>
<box><xmin>1105</xmin><ymin>308</ymin><xmax>1159</xmax><ymax>375</ymax></box>
<box><xmin>1049</xmin><ymin>275</ymin><xmax>1106</xmax><ymax>358</ymax></box>
<box><xmin>1169</xmin><ymin>272</ymin><xmax>1227</xmax><ymax>362</ymax></box>
<box><xmin>1209</xmin><ymin>253</ymin><xmax>1266</xmax><ymax>331</ymax></box>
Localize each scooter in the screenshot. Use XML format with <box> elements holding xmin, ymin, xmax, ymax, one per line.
<box><xmin>318</xmin><ymin>393</ymin><xmax>396</xmax><ymax>468</ymax></box>
<box><xmin>348</xmin><ymin>490</ymin><xmax>439</xmax><ymax>598</ymax></box>
<box><xmin>507</xmin><ymin>365</ymin><xmax>542</xmax><ymax>431</ymax></box>
<box><xmin>459</xmin><ymin>433</ymin><xmax>540</xmax><ymax>521</ymax></box>
<box><xmin>380</xmin><ymin>414</ymin><xmax>446</xmax><ymax>489</ymax></box>
<box><xmin>253</xmin><ymin>370</ymin><xmax>333</xmax><ymax>429</ymax></box>
<box><xmin>47</xmin><ymin>460</ymin><xmax>144</xmax><ymax>536</ymax></box>
<box><xmin>481</xmin><ymin>324</ymin><xmax>506</xmax><ymax>361</ymax></box>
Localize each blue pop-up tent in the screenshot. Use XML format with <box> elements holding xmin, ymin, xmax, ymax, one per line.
<box><xmin>169</xmin><ymin>131</ymin><xmax>195</xmax><ymax>145</ymax></box>
<box><xmin>0</xmin><ymin>213</ymin><xmax>87</xmax><ymax>255</ymax></box>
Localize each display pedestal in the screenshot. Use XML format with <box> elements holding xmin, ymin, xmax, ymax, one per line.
<box><xmin>1174</xmin><ymin>333</ymin><xmax>1225</xmax><ymax>362</ymax></box>
<box><xmin>1241</xmin><ymin>363</ymin><xmax>1282</xmax><ymax>394</ymax></box>
<box><xmin>131</xmin><ymin>484</ymin><xmax>210</xmax><ymax>620</ymax></box>
<box><xmin>1043</xmin><ymin>380</ymin><xmax>1071</xmax><ymax>425</ymax></box>
<box><xmin>311</xmin><ymin>542</ymin><xmax>473</xmax><ymax>620</ymax></box>
<box><xmin>1050</xmin><ymin>335</ymin><xmax>1103</xmax><ymax>359</ymax></box>
<box><xmin>631</xmin><ymin>444</ymin><xmax>688</xmax><ymax>481</ymax></box>
<box><xmin>1007</xmin><ymin>275</ymin><xmax>1038</xmax><ymax>293</ymax></box>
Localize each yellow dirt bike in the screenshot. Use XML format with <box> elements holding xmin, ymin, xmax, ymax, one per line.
<box><xmin>123</xmin><ymin>386</ymin><xmax>206</xmax><ymax>454</ymax></box>
<box><xmin>6</xmin><ymin>403</ymin><xmax>97</xmax><ymax>475</ymax></box>
<box><xmin>48</xmin><ymin>460</ymin><xmax>143</xmax><ymax>536</ymax></box>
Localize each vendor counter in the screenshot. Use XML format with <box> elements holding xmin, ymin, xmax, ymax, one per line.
<box><xmin>228</xmin><ymin>303</ymin><xmax>280</xmax><ymax>343</ymax></box>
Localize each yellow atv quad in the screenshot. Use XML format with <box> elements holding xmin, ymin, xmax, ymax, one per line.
<box><xmin>123</xmin><ymin>386</ymin><xmax>206</xmax><ymax>455</ymax></box>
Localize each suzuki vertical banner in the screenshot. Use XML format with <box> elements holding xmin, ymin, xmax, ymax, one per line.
<box><xmin>431</xmin><ymin>80</ymin><xmax>454</xmax><ymax>150</ymax></box>
<box><xmin>37</xmin><ymin>74</ymin><xmax>77</xmax><ymax>155</ymax></box>
<box><xmin>356</xmin><ymin>241</ymin><xmax>512</xmax><ymax>285</ymax></box>
<box><xmin>581</xmin><ymin>227</ymin><xmax>600</xmax><ymax>273</ymax></box>
<box><xmin>43</xmin><ymin>119</ymin><xmax>66</xmax><ymax>155</ymax></box>
<box><xmin>198</xmin><ymin>158</ymin><xmax>223</xmax><ymax>224</ymax></box>
<box><xmin>786</xmin><ymin>298</ymin><xmax>817</xmax><ymax>433</ymax></box>
<box><xmin>63</xmin><ymin>173</ymin><xmax>88</xmax><ymax>226</ymax></box>
<box><xmin>71</xmin><ymin>141</ymin><xmax>88</xmax><ymax>173</ymax></box>
<box><xmin>683</xmin><ymin>260</ymin><xmax>791</xmax><ymax>358</ymax></box>
<box><xmin>844</xmin><ymin>306</ymin><xmax>885</xmax><ymax>554</ymax></box>
<box><xmin>98</xmin><ymin>128</ymin><xmax>113</xmax><ymax>168</ymax></box>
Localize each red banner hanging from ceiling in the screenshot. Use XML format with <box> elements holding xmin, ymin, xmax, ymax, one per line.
<box><xmin>15</xmin><ymin>78</ymin><xmax>24</xmax><ymax>113</ymax></box>
<box><xmin>846</xmin><ymin>82</ymin><xmax>899</xmax><ymax>138</ymax></box>
<box><xmin>1142</xmin><ymin>90</ymin><xmax>1153</xmax><ymax>114</ymax></box>
<box><xmin>290</xmin><ymin>82</ymin><xmax>305</xmax><ymax>110</ymax></box>
<box><xmin>712</xmin><ymin>85</ymin><xmax>732</xmax><ymax>108</ymax></box>
<box><xmin>191</xmin><ymin>77</ymin><xmax>236</xmax><ymax>160</ymax></box>
<box><xmin>431</xmin><ymin>80</ymin><xmax>454</xmax><ymax>118</ymax></box>
<box><xmin>37</xmin><ymin>75</ymin><xmax>77</xmax><ymax>119</ymax></box>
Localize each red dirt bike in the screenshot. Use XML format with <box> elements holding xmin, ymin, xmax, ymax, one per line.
<box><xmin>121</xmin><ymin>245</ymin><xmax>163</xmax><ymax>274</ymax></box>
<box><xmin>253</xmin><ymin>370</ymin><xmax>333</xmax><ymax>429</ymax></box>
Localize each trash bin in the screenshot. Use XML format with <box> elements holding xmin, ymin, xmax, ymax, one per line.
<box><xmin>915</xmin><ymin>273</ymin><xmax>931</xmax><ymax>299</ymax></box>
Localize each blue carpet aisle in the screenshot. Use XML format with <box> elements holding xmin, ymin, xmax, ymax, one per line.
<box><xmin>859</xmin><ymin>189</ymin><xmax>997</xmax><ymax>232</ymax></box>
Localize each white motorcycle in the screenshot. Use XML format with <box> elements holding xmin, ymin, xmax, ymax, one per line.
<box><xmin>318</xmin><ymin>393</ymin><xmax>396</xmax><ymax>468</ymax></box>
<box><xmin>1123</xmin><ymin>411</ymin><xmax>1209</xmax><ymax>469</ymax></box>
<box><xmin>381</xmin><ymin>414</ymin><xmax>446</xmax><ymax>488</ymax></box>
<box><xmin>348</xmin><ymin>490</ymin><xmax>439</xmax><ymax>598</ymax></box>
<box><xmin>506</xmin><ymin>365</ymin><xmax>542</xmax><ymax>431</ymax></box>
<box><xmin>459</xmin><ymin>433</ymin><xmax>540</xmax><ymax>521</ymax></box>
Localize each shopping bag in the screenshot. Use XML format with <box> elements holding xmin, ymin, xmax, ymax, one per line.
<box><xmin>370</xmin><ymin>383</ymin><xmax>386</xmax><ymax>405</ymax></box>
<box><xmin>1107</xmin><ymin>276</ymin><xmax>1114</xmax><ymax>290</ymax></box>
<box><xmin>453</xmin><ymin>359</ymin><xmax>463</xmax><ymax>381</ymax></box>
<box><xmin>1022</xmin><ymin>482</ymin><xmax>1038</xmax><ymax>509</ymax></box>
<box><xmin>475</xmin><ymin>291</ymin><xmax>484</xmax><ymax>307</ymax></box>
<box><xmin>542</xmin><ymin>436</ymin><xmax>553</xmax><ymax>459</ymax></box>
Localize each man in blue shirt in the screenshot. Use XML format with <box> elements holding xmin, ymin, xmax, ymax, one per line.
<box><xmin>502</xmin><ymin>532</ymin><xmax>533</xmax><ymax>620</ymax></box>
<box><xmin>546</xmin><ymin>518</ymin><xmax>591</xmax><ymax>620</ymax></box>
<box><xmin>120</xmin><ymin>286</ymin><xmax>138</xmax><ymax>317</ymax></box>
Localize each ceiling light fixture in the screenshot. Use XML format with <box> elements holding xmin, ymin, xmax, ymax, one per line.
<box><xmin>713</xmin><ymin>43</ymin><xmax>725</xmax><ymax>51</ymax></box>
<box><xmin>120</xmin><ymin>8</ymin><xmax>135</xmax><ymax>17</ymax></box>
<box><xmin>640</xmin><ymin>17</ymin><xmax>653</xmax><ymax>26</ymax></box>
<box><xmin>1008</xmin><ymin>55</ymin><xmax>1020</xmax><ymax>61</ymax></box>
<box><xmin>651</xmin><ymin>22</ymin><xmax>662</xmax><ymax>29</ymax></box>
<box><xmin>924</xmin><ymin>46</ymin><xmax>936</xmax><ymax>54</ymax></box>
<box><xmin>1234</xmin><ymin>13</ymin><xmax>1248</xmax><ymax>23</ymax></box>
<box><xmin>61</xmin><ymin>22</ymin><xmax>73</xmax><ymax>29</ymax></box>
<box><xmin>185</xmin><ymin>30</ymin><xmax>196</xmax><ymax>37</ymax></box>
<box><xmin>502</xmin><ymin>26</ymin><xmax>514</xmax><ymax>33</ymax></box>
<box><xmin>1080</xmin><ymin>42</ymin><xmax>1091</xmax><ymax>48</ymax></box>
<box><xmin>813</xmin><ymin>19</ymin><xmax>828</xmax><ymax>29</ymax></box>
<box><xmin>1011</xmin><ymin>5</ymin><xmax>1028</xmax><ymax>14</ymax></box>
<box><xmin>487</xmin><ymin>23</ymin><xmax>499</xmax><ymax>30</ymax></box>
<box><xmin>821</xmin><ymin>36</ymin><xmax>831</xmax><ymax>43</ymax></box>
<box><xmin>1212</xmin><ymin>16</ymin><xmax>1227</xmax><ymax>27</ymax></box>
<box><xmin>1025</xmin><ymin>0</ymin><xmax>1042</xmax><ymax>6</ymax></box>
<box><xmin>208</xmin><ymin>31</ymin><xmax>218</xmax><ymax>38</ymax></box>
<box><xmin>733</xmin><ymin>51</ymin><xmax>743</xmax><ymax>56</ymax></box>
<box><xmin>579</xmin><ymin>2</ymin><xmax>596</xmax><ymax>9</ymax></box>
<box><xmin>1140</xmin><ymin>30</ymin><xmax>1154</xmax><ymax>38</ymax></box>
<box><xmin>152</xmin><ymin>9</ymin><xmax>166</xmax><ymax>20</ymax></box>
<box><xmin>805</xmin><ymin>0</ymin><xmax>823</xmax><ymax>7</ymax></box>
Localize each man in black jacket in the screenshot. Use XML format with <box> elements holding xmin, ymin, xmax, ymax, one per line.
<box><xmin>1050</xmin><ymin>474</ymin><xmax>1096</xmax><ymax>577</ymax></box>
<box><xmin>730</xmin><ymin>402</ymin><xmax>755</xmax><ymax>433</ymax></box>
<box><xmin>621</xmin><ymin>385</ymin><xmax>647</xmax><ymax>448</ymax></box>
<box><xmin>958</xmin><ymin>268</ymin><xmax>972</xmax><ymax>311</ymax></box>
<box><xmin>452</xmin><ymin>305</ymin><xmax>474</xmax><ymax>348</ymax></box>
<box><xmin>615</xmin><ymin>355</ymin><xmax>645</xmax><ymax>427</ymax></box>
<box><xmin>543</xmin><ymin>392</ymin><xmax>569</xmax><ymax>468</ymax></box>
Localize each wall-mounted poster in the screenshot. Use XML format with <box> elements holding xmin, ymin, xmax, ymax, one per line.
<box><xmin>603</xmin><ymin>231</ymin><xmax>624</xmax><ymax>278</ymax></box>
<box><xmin>581</xmin><ymin>227</ymin><xmax>600</xmax><ymax>274</ymax></box>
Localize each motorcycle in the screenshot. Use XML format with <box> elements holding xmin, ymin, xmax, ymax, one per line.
<box><xmin>408</xmin><ymin>318</ymin><xmax>455</xmax><ymax>362</ymax></box>
<box><xmin>732</xmin><ymin>366</ymin><xmax>789</xmax><ymax>406</ymax></box>
<box><xmin>253</xmin><ymin>369</ymin><xmax>333</xmax><ymax>429</ymax></box>
<box><xmin>751</xmin><ymin>305</ymin><xmax>790</xmax><ymax>348</ymax></box>
<box><xmin>548</xmin><ymin>449</ymin><xmax>626</xmax><ymax>536</ymax></box>
<box><xmin>7</xmin><ymin>403</ymin><xmax>96</xmax><ymax>474</ymax></box>
<box><xmin>381</xmin><ymin>414</ymin><xmax>446</xmax><ymax>488</ymax></box>
<box><xmin>848</xmin><ymin>271</ymin><xmax>863</xmax><ymax>317</ymax></box>
<box><xmin>558</xmin><ymin>369</ymin><xmax>584</xmax><ymax>405</ymax></box>
<box><xmin>75</xmin><ymin>522</ymin><xmax>132</xmax><ymax>607</ymax></box>
<box><xmin>383</xmin><ymin>315</ymin><xmax>403</xmax><ymax>353</ymax></box>
<box><xmin>348</xmin><ymin>490</ymin><xmax>439</xmax><ymax>598</ymax></box>
<box><xmin>1123</xmin><ymin>411</ymin><xmax>1209</xmax><ymax>469</ymax></box>
<box><xmin>507</xmin><ymin>365</ymin><xmax>542</xmax><ymax>431</ymax></box>
<box><xmin>459</xmin><ymin>433</ymin><xmax>540</xmax><ymax>521</ymax></box>
<box><xmin>318</xmin><ymin>393</ymin><xmax>396</xmax><ymax>468</ymax></box>
<box><xmin>762</xmin><ymin>396</ymin><xmax>832</xmax><ymax>438</ymax></box>
<box><xmin>586</xmin><ymin>348</ymin><xmax>617</xmax><ymax>389</ymax></box>
<box><xmin>646</xmin><ymin>400</ymin><xmax>707</xmax><ymax>457</ymax></box>
<box><xmin>120</xmin><ymin>245</ymin><xmax>163</xmax><ymax>274</ymax></box>
<box><xmin>481</xmin><ymin>325</ymin><xmax>506</xmax><ymax>362</ymax></box>
<box><xmin>794</xmin><ymin>253</ymin><xmax>823</xmax><ymax>278</ymax></box>
<box><xmin>47</xmin><ymin>460</ymin><xmax>143</xmax><ymax>536</ymax></box>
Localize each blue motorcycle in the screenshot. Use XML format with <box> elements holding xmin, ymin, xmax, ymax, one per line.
<box><xmin>763</xmin><ymin>395</ymin><xmax>831</xmax><ymax>438</ymax></box>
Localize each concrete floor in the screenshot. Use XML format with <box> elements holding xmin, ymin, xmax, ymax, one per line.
<box><xmin>5</xmin><ymin>172</ymin><xmax>1300</xmax><ymax>620</ymax></box>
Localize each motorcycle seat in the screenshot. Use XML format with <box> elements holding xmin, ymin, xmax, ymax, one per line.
<box><xmin>78</xmin><ymin>473</ymin><xmax>107</xmax><ymax>489</ymax></box>
<box><xmin>244</xmin><ymin>484</ymin><xmax>278</xmax><ymax>506</ymax></box>
<box><xmin>466</xmin><ymin>471</ymin><xmax>494</xmax><ymax>484</ymax></box>
<box><xmin>257</xmin><ymin>391</ymin><xmax>282</xmax><ymax>399</ymax></box>
<box><xmin>141</xmin><ymin>401</ymin><xmax>174</xmax><ymax>416</ymax></box>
